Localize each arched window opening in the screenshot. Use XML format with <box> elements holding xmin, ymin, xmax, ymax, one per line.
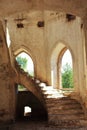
<box><xmin>5</xmin><ymin>20</ymin><xmax>11</xmax><ymax>48</ymax></box>
<box><xmin>16</xmin><ymin>52</ymin><xmax>34</xmax><ymax>77</ymax></box>
<box><xmin>51</xmin><ymin>42</ymin><xmax>66</xmax><ymax>89</ymax></box>
<box><xmin>6</xmin><ymin>27</ymin><xmax>11</xmax><ymax>48</ymax></box>
<box><xmin>17</xmin><ymin>84</ymin><xmax>27</xmax><ymax>91</ymax></box>
<box><xmin>61</xmin><ymin>49</ymin><xmax>74</xmax><ymax>90</ymax></box>
<box><xmin>24</xmin><ymin>106</ymin><xmax>32</xmax><ymax>117</ymax></box>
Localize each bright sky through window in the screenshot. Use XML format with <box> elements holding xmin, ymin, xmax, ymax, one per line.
<box><xmin>17</xmin><ymin>52</ymin><xmax>34</xmax><ymax>75</ymax></box>
<box><xmin>62</xmin><ymin>49</ymin><xmax>72</xmax><ymax>68</ymax></box>
<box><xmin>6</xmin><ymin>27</ymin><xmax>11</xmax><ymax>48</ymax></box>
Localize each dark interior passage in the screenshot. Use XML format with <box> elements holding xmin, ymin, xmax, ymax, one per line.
<box><xmin>16</xmin><ymin>90</ymin><xmax>48</xmax><ymax>121</ymax></box>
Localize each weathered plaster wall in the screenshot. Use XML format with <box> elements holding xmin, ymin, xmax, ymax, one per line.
<box><xmin>44</xmin><ymin>13</ymin><xmax>87</xmax><ymax>107</ymax></box>
<box><xmin>0</xmin><ymin>0</ymin><xmax>87</xmax><ymax>123</ymax></box>
<box><xmin>0</xmin><ymin>21</ymin><xmax>16</xmax><ymax>122</ymax></box>
<box><xmin>0</xmin><ymin>0</ymin><xmax>86</xmax><ymax>18</ymax></box>
<box><xmin>44</xmin><ymin>13</ymin><xmax>85</xmax><ymax>93</ymax></box>
<box><xmin>8</xmin><ymin>12</ymin><xmax>85</xmax><ymax>93</ymax></box>
<box><xmin>8</xmin><ymin>12</ymin><xmax>47</xmax><ymax>82</ymax></box>
<box><xmin>0</xmin><ymin>10</ymin><xmax>87</xmax><ymax>121</ymax></box>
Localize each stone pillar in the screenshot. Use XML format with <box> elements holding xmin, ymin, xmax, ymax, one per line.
<box><xmin>80</xmin><ymin>15</ymin><xmax>87</xmax><ymax>112</ymax></box>
<box><xmin>82</xmin><ymin>17</ymin><xmax>87</xmax><ymax>90</ymax></box>
<box><xmin>82</xmin><ymin>12</ymin><xmax>87</xmax><ymax>64</ymax></box>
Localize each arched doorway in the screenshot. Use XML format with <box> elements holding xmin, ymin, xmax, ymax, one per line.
<box><xmin>15</xmin><ymin>84</ymin><xmax>47</xmax><ymax>121</ymax></box>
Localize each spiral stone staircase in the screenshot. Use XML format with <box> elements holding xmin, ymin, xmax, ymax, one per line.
<box><xmin>39</xmin><ymin>86</ymin><xmax>87</xmax><ymax>128</ymax></box>
<box><xmin>15</xmin><ymin>61</ymin><xmax>87</xmax><ymax>129</ymax></box>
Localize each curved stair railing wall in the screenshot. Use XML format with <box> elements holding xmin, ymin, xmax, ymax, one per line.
<box><xmin>15</xmin><ymin>60</ymin><xmax>48</xmax><ymax>109</ymax></box>
<box><xmin>15</xmin><ymin>60</ymin><xmax>87</xmax><ymax>128</ymax></box>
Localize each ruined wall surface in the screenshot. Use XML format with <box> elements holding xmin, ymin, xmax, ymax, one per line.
<box><xmin>8</xmin><ymin>12</ymin><xmax>85</xmax><ymax>91</ymax></box>
<box><xmin>7</xmin><ymin>12</ymin><xmax>87</xmax><ymax>110</ymax></box>
<box><xmin>0</xmin><ymin>21</ymin><xmax>16</xmax><ymax>122</ymax></box>
<box><xmin>0</xmin><ymin>0</ymin><xmax>87</xmax><ymax>121</ymax></box>
<box><xmin>44</xmin><ymin>13</ymin><xmax>87</xmax><ymax>108</ymax></box>
<box><xmin>0</xmin><ymin>0</ymin><xmax>86</xmax><ymax>18</ymax></box>
<box><xmin>8</xmin><ymin>11</ymin><xmax>47</xmax><ymax>82</ymax></box>
<box><xmin>44</xmin><ymin>13</ymin><xmax>85</xmax><ymax>92</ymax></box>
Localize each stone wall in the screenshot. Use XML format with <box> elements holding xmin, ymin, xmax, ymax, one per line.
<box><xmin>0</xmin><ymin>21</ymin><xmax>16</xmax><ymax>122</ymax></box>
<box><xmin>0</xmin><ymin>4</ymin><xmax>87</xmax><ymax>122</ymax></box>
<box><xmin>8</xmin><ymin>12</ymin><xmax>85</xmax><ymax>92</ymax></box>
<box><xmin>8</xmin><ymin>11</ymin><xmax>47</xmax><ymax>82</ymax></box>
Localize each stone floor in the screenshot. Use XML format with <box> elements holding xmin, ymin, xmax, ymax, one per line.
<box><xmin>10</xmin><ymin>120</ymin><xmax>87</xmax><ymax>130</ymax></box>
<box><xmin>0</xmin><ymin>118</ymin><xmax>87</xmax><ymax>130</ymax></box>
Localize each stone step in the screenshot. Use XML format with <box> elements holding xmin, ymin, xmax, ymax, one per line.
<box><xmin>46</xmin><ymin>97</ymin><xmax>80</xmax><ymax>101</ymax></box>
<box><xmin>41</xmin><ymin>86</ymin><xmax>53</xmax><ymax>89</ymax></box>
<box><xmin>43</xmin><ymin>90</ymin><xmax>62</xmax><ymax>95</ymax></box>
<box><xmin>43</xmin><ymin>93</ymin><xmax>53</xmax><ymax>98</ymax></box>
<box><xmin>43</xmin><ymin>93</ymin><xmax>63</xmax><ymax>99</ymax></box>
<box><xmin>46</xmin><ymin>97</ymin><xmax>79</xmax><ymax>102</ymax></box>
<box><xmin>45</xmin><ymin>99</ymin><xmax>81</xmax><ymax>106</ymax></box>
<box><xmin>48</xmin><ymin>119</ymin><xmax>84</xmax><ymax>128</ymax></box>
<box><xmin>47</xmin><ymin>108</ymin><xmax>84</xmax><ymax>115</ymax></box>
<box><xmin>45</xmin><ymin>94</ymin><xmax>64</xmax><ymax>99</ymax></box>
<box><xmin>48</xmin><ymin>113</ymin><xmax>85</xmax><ymax>120</ymax></box>
<box><xmin>46</xmin><ymin>103</ymin><xmax>82</xmax><ymax>111</ymax></box>
<box><xmin>39</xmin><ymin>82</ymin><xmax>47</xmax><ymax>87</ymax></box>
<box><xmin>46</xmin><ymin>99</ymin><xmax>81</xmax><ymax>104</ymax></box>
<box><xmin>20</xmin><ymin>71</ymin><xmax>86</xmax><ymax>128</ymax></box>
<box><xmin>46</xmin><ymin>104</ymin><xmax>82</xmax><ymax>110</ymax></box>
<box><xmin>41</xmin><ymin>89</ymin><xmax>47</xmax><ymax>93</ymax></box>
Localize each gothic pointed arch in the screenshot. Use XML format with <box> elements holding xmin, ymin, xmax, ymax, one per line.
<box><xmin>15</xmin><ymin>51</ymin><xmax>34</xmax><ymax>77</ymax></box>
<box><xmin>51</xmin><ymin>41</ymin><xmax>74</xmax><ymax>90</ymax></box>
<box><xmin>58</xmin><ymin>48</ymin><xmax>74</xmax><ymax>90</ymax></box>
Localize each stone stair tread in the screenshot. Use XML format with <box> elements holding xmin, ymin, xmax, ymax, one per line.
<box><xmin>41</xmin><ymin>86</ymin><xmax>54</xmax><ymax>91</ymax></box>
<box><xmin>16</xmin><ymin>63</ymin><xmax>85</xmax><ymax>127</ymax></box>
<box><xmin>47</xmin><ymin>106</ymin><xmax>83</xmax><ymax>112</ymax></box>
<box><xmin>47</xmin><ymin>105</ymin><xmax>82</xmax><ymax>111</ymax></box>
<box><xmin>46</xmin><ymin>102</ymin><xmax>80</xmax><ymax>106</ymax></box>
<box><xmin>48</xmin><ymin>103</ymin><xmax>81</xmax><ymax>106</ymax></box>
<box><xmin>46</xmin><ymin>97</ymin><xmax>80</xmax><ymax>102</ymax></box>
<box><xmin>39</xmin><ymin>83</ymin><xmax>47</xmax><ymax>87</ymax></box>
<box><xmin>41</xmin><ymin>89</ymin><xmax>47</xmax><ymax>93</ymax></box>
<box><xmin>48</xmin><ymin>111</ymin><xmax>84</xmax><ymax>115</ymax></box>
<box><xmin>46</xmin><ymin>100</ymin><xmax>81</xmax><ymax>105</ymax></box>
<box><xmin>44</xmin><ymin>94</ymin><xmax>64</xmax><ymax>98</ymax></box>
<box><xmin>17</xmin><ymin>68</ymin><xmax>85</xmax><ymax>125</ymax></box>
<box><xmin>42</xmin><ymin>93</ymin><xmax>48</xmax><ymax>97</ymax></box>
<box><xmin>48</xmin><ymin>119</ymin><xmax>84</xmax><ymax>128</ymax></box>
<box><xmin>48</xmin><ymin>114</ymin><xmax>85</xmax><ymax>120</ymax></box>
<box><xmin>44</xmin><ymin>90</ymin><xmax>59</xmax><ymax>94</ymax></box>
<box><xmin>47</xmin><ymin>104</ymin><xmax>83</xmax><ymax>109</ymax></box>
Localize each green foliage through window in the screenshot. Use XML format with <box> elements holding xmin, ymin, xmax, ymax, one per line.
<box><xmin>16</xmin><ymin>54</ymin><xmax>34</xmax><ymax>77</ymax></box>
<box><xmin>18</xmin><ymin>85</ymin><xmax>27</xmax><ymax>91</ymax></box>
<box><xmin>16</xmin><ymin>56</ymin><xmax>28</xmax><ymax>71</ymax></box>
<box><xmin>62</xmin><ymin>63</ymin><xmax>74</xmax><ymax>88</ymax></box>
